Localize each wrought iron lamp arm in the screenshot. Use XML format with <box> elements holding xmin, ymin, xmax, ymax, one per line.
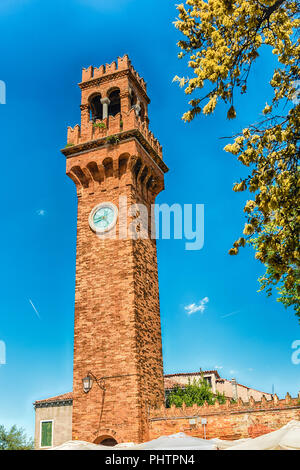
<box><xmin>87</xmin><ymin>371</ymin><xmax>106</xmax><ymax>391</ymax></box>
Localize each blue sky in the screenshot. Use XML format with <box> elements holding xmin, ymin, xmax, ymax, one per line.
<box><xmin>0</xmin><ymin>0</ymin><xmax>299</xmax><ymax>438</ymax></box>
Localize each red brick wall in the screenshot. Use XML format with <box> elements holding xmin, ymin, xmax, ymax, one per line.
<box><xmin>149</xmin><ymin>395</ymin><xmax>300</xmax><ymax>440</ymax></box>
<box><xmin>68</xmin><ymin>142</ymin><xmax>166</xmax><ymax>444</ymax></box>
<box><xmin>64</xmin><ymin>60</ymin><xmax>167</xmax><ymax>444</ymax></box>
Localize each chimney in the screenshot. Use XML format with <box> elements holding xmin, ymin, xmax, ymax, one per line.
<box><xmin>231</xmin><ymin>378</ymin><xmax>238</xmax><ymax>400</ymax></box>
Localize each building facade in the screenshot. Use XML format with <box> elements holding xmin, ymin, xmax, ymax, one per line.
<box><xmin>164</xmin><ymin>371</ymin><xmax>273</xmax><ymax>402</ymax></box>
<box><xmin>34</xmin><ymin>370</ymin><xmax>273</xmax><ymax>449</ymax></box>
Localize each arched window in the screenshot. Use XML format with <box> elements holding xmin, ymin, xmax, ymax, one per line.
<box><xmin>108</xmin><ymin>90</ymin><xmax>121</xmax><ymax>117</ymax></box>
<box><xmin>89</xmin><ymin>94</ymin><xmax>103</xmax><ymax>121</ymax></box>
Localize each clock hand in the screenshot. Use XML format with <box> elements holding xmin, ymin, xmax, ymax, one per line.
<box><xmin>94</xmin><ymin>216</ymin><xmax>104</xmax><ymax>223</ymax></box>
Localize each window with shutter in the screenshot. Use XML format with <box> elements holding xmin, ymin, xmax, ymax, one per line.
<box><xmin>41</xmin><ymin>421</ymin><xmax>53</xmax><ymax>447</ymax></box>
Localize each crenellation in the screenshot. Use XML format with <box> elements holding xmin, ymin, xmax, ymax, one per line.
<box><xmin>285</xmin><ymin>392</ymin><xmax>292</xmax><ymax>404</ymax></box>
<box><xmin>128</xmin><ymin>64</ymin><xmax>147</xmax><ymax>92</ymax></box>
<box><xmin>149</xmin><ymin>393</ymin><xmax>300</xmax><ymax>421</ymax></box>
<box><xmin>82</xmin><ymin>65</ymin><xmax>93</xmax><ymax>81</ymax></box>
<box><xmin>80</xmin><ymin>55</ymin><xmax>147</xmax><ymax>93</ymax></box>
<box><xmin>67</xmin><ymin>125</ymin><xmax>81</xmax><ymax>146</ymax></box>
<box><xmin>109</xmin><ymin>112</ymin><xmax>122</xmax><ymax>135</ymax></box>
<box><xmin>117</xmin><ymin>54</ymin><xmax>131</xmax><ymax>70</ymax></box>
<box><xmin>66</xmin><ymin>109</ymin><xmax>163</xmax><ymax>160</ymax></box>
<box><xmin>93</xmin><ymin>65</ymin><xmax>106</xmax><ymax>78</ymax></box>
<box><xmin>105</xmin><ymin>61</ymin><xmax>117</xmax><ymax>74</ymax></box>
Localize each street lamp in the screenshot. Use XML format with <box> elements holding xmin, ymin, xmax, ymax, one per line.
<box><xmin>82</xmin><ymin>371</ymin><xmax>106</xmax><ymax>393</ymax></box>
<box><xmin>82</xmin><ymin>374</ymin><xmax>93</xmax><ymax>393</ymax></box>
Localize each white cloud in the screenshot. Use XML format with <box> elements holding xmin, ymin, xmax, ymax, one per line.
<box><xmin>215</xmin><ymin>365</ymin><xmax>223</xmax><ymax>370</ymax></box>
<box><xmin>37</xmin><ymin>209</ymin><xmax>46</xmax><ymax>216</ymax></box>
<box><xmin>229</xmin><ymin>369</ymin><xmax>238</xmax><ymax>375</ymax></box>
<box><xmin>184</xmin><ymin>297</ymin><xmax>209</xmax><ymax>315</ymax></box>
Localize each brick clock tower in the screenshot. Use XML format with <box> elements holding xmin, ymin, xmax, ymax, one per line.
<box><xmin>61</xmin><ymin>56</ymin><xmax>168</xmax><ymax>445</ymax></box>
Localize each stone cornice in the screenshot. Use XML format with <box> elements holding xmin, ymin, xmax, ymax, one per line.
<box><xmin>34</xmin><ymin>399</ymin><xmax>73</xmax><ymax>409</ymax></box>
<box><xmin>61</xmin><ymin>129</ymin><xmax>169</xmax><ymax>174</ymax></box>
<box><xmin>78</xmin><ymin>69</ymin><xmax>150</xmax><ymax>104</ymax></box>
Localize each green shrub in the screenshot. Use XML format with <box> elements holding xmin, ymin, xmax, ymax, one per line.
<box><xmin>106</xmin><ymin>135</ymin><xmax>120</xmax><ymax>145</ymax></box>
<box><xmin>93</xmin><ymin>121</ymin><xmax>106</xmax><ymax>129</ymax></box>
<box><xmin>166</xmin><ymin>377</ymin><xmax>226</xmax><ymax>408</ymax></box>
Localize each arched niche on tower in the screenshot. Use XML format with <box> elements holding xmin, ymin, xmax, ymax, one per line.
<box><xmin>132</xmin><ymin>157</ymin><xmax>142</xmax><ymax>184</ymax></box>
<box><xmin>118</xmin><ymin>153</ymin><xmax>129</xmax><ymax>178</ymax></box>
<box><xmin>139</xmin><ymin>165</ymin><xmax>148</xmax><ymax>184</ymax></box>
<box><xmin>140</xmin><ymin>102</ymin><xmax>145</xmax><ymax>121</ymax></box>
<box><xmin>130</xmin><ymin>90</ymin><xmax>137</xmax><ymax>108</ymax></box>
<box><xmin>146</xmin><ymin>174</ymin><xmax>153</xmax><ymax>191</ymax></box>
<box><xmin>102</xmin><ymin>157</ymin><xmax>114</xmax><ymax>179</ymax></box>
<box><xmin>69</xmin><ymin>165</ymin><xmax>89</xmax><ymax>188</ymax></box>
<box><xmin>86</xmin><ymin>161</ymin><xmax>103</xmax><ymax>183</ymax></box>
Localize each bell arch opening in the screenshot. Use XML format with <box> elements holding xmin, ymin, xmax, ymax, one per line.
<box><xmin>89</xmin><ymin>94</ymin><xmax>103</xmax><ymax>121</ymax></box>
<box><xmin>108</xmin><ymin>89</ymin><xmax>121</xmax><ymax>117</ymax></box>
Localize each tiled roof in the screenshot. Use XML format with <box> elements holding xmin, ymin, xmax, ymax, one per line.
<box><xmin>164</xmin><ymin>377</ymin><xmax>182</xmax><ymax>389</ymax></box>
<box><xmin>164</xmin><ymin>370</ymin><xmax>221</xmax><ymax>379</ymax></box>
<box><xmin>34</xmin><ymin>392</ymin><xmax>73</xmax><ymax>405</ymax></box>
<box><xmin>216</xmin><ymin>377</ymin><xmax>271</xmax><ymax>395</ymax></box>
<box><xmin>164</xmin><ymin>371</ymin><xmax>221</xmax><ymax>391</ymax></box>
<box><xmin>235</xmin><ymin>381</ymin><xmax>272</xmax><ymax>396</ymax></box>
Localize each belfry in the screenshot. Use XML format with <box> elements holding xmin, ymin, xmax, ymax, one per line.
<box><xmin>61</xmin><ymin>55</ymin><xmax>168</xmax><ymax>444</ymax></box>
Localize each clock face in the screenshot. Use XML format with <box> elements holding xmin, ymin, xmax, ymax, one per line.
<box><xmin>89</xmin><ymin>202</ymin><xmax>118</xmax><ymax>233</ymax></box>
